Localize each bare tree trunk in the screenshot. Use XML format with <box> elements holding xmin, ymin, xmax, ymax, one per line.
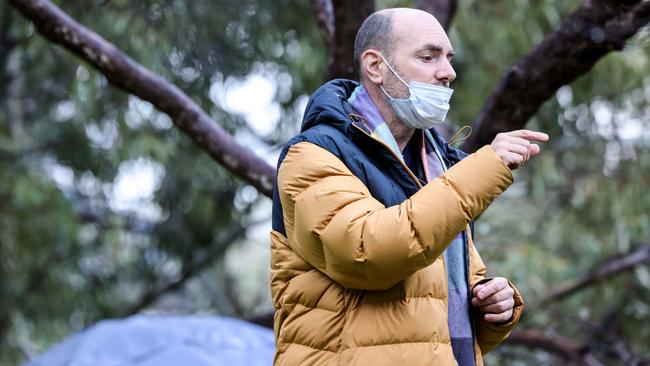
<box><xmin>312</xmin><ymin>0</ymin><xmax>374</xmax><ymax>81</ymax></box>
<box><xmin>329</xmin><ymin>0</ymin><xmax>374</xmax><ymax>80</ymax></box>
<box><xmin>311</xmin><ymin>0</ymin><xmax>333</xmax><ymax>53</ymax></box>
<box><xmin>7</xmin><ymin>0</ymin><xmax>276</xmax><ymax>197</ymax></box>
<box><xmin>462</xmin><ymin>0</ymin><xmax>650</xmax><ymax>152</ymax></box>
<box><xmin>416</xmin><ymin>0</ymin><xmax>458</xmax><ymax>31</ymax></box>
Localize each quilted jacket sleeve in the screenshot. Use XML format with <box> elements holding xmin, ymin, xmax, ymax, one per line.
<box><xmin>468</xmin><ymin>236</ymin><xmax>525</xmax><ymax>354</ymax></box>
<box><xmin>277</xmin><ymin>141</ymin><xmax>513</xmax><ymax>290</ymax></box>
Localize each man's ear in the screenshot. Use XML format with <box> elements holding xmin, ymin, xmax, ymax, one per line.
<box><xmin>360</xmin><ymin>49</ymin><xmax>383</xmax><ymax>84</ymax></box>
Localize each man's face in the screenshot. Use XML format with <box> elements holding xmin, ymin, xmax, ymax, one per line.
<box><xmin>381</xmin><ymin>11</ymin><xmax>456</xmax><ymax>100</ymax></box>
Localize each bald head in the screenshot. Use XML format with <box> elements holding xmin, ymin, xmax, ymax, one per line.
<box><xmin>353</xmin><ymin>8</ymin><xmax>444</xmax><ymax>80</ymax></box>
<box><xmin>385</xmin><ymin>7</ymin><xmax>444</xmax><ymax>30</ymax></box>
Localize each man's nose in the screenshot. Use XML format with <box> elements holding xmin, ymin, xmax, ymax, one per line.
<box><xmin>436</xmin><ymin>59</ymin><xmax>456</xmax><ymax>85</ymax></box>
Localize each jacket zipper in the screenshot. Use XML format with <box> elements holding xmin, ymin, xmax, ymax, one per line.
<box><xmin>352</xmin><ymin>120</ymin><xmax>478</xmax><ymax>359</ymax></box>
<box><xmin>427</xmin><ymin>128</ymin><xmax>478</xmax><ymax>361</ymax></box>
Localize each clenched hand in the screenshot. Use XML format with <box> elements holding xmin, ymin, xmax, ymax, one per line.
<box><xmin>471</xmin><ymin>277</ymin><xmax>515</xmax><ymax>323</ymax></box>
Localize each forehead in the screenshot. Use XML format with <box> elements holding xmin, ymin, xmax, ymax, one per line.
<box><xmin>391</xmin><ymin>12</ymin><xmax>453</xmax><ymax>52</ymax></box>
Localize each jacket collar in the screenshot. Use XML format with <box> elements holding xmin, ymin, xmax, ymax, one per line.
<box><xmin>300</xmin><ymin>78</ymin><xmax>468</xmax><ymax>194</ymax></box>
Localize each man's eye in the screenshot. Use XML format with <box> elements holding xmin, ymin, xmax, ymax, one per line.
<box><xmin>420</xmin><ymin>55</ymin><xmax>433</xmax><ymax>62</ymax></box>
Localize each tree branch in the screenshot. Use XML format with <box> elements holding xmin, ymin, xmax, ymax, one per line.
<box><xmin>536</xmin><ymin>244</ymin><xmax>650</xmax><ymax>307</ymax></box>
<box><xmin>326</xmin><ymin>0</ymin><xmax>374</xmax><ymax>80</ymax></box>
<box><xmin>120</xmin><ymin>225</ymin><xmax>246</xmax><ymax>316</ymax></box>
<box><xmin>583</xmin><ymin>292</ymin><xmax>637</xmax><ymax>364</ymax></box>
<box><xmin>462</xmin><ymin>0</ymin><xmax>650</xmax><ymax>152</ymax></box>
<box><xmin>8</xmin><ymin>0</ymin><xmax>276</xmax><ymax>197</ymax></box>
<box><xmin>416</xmin><ymin>0</ymin><xmax>458</xmax><ymax>31</ymax></box>
<box><xmin>505</xmin><ymin>329</ymin><xmax>603</xmax><ymax>366</ymax></box>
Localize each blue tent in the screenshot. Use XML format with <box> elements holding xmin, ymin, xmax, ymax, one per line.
<box><xmin>25</xmin><ymin>315</ymin><xmax>275</xmax><ymax>366</ymax></box>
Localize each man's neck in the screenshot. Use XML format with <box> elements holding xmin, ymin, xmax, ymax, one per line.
<box><xmin>386</xmin><ymin>117</ymin><xmax>415</xmax><ymax>153</ymax></box>
<box><xmin>364</xmin><ymin>82</ymin><xmax>415</xmax><ymax>152</ymax></box>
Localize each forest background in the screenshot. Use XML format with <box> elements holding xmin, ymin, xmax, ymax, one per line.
<box><xmin>2</xmin><ymin>0</ymin><xmax>650</xmax><ymax>365</ymax></box>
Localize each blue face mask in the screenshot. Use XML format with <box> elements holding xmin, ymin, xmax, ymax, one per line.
<box><xmin>378</xmin><ymin>54</ymin><xmax>454</xmax><ymax>129</ymax></box>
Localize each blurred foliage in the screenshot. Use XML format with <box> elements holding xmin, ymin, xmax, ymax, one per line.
<box><xmin>449</xmin><ymin>1</ymin><xmax>650</xmax><ymax>364</ymax></box>
<box><xmin>1</xmin><ymin>0</ymin><xmax>323</xmax><ymax>363</ymax></box>
<box><xmin>0</xmin><ymin>0</ymin><xmax>649</xmax><ymax>365</ymax></box>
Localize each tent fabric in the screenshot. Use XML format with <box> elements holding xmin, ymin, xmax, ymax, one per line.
<box><xmin>25</xmin><ymin>315</ymin><xmax>275</xmax><ymax>366</ymax></box>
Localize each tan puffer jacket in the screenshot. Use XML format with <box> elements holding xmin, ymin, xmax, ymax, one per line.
<box><xmin>271</xmin><ymin>141</ymin><xmax>524</xmax><ymax>365</ymax></box>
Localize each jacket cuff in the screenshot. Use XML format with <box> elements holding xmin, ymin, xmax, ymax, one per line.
<box><xmin>477</xmin><ymin>145</ymin><xmax>514</xmax><ymax>183</ymax></box>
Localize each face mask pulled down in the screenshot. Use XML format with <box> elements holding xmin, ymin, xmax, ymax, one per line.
<box><xmin>379</xmin><ymin>54</ymin><xmax>453</xmax><ymax>130</ymax></box>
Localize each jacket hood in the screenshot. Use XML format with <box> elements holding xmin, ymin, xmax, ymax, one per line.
<box><xmin>301</xmin><ymin>79</ymin><xmax>359</xmax><ymax>132</ymax></box>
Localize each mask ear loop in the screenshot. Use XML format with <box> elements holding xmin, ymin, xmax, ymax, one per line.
<box><xmin>379</xmin><ymin>85</ymin><xmax>395</xmax><ymax>101</ymax></box>
<box><xmin>378</xmin><ymin>53</ymin><xmax>409</xmax><ymax>87</ymax></box>
<box><xmin>447</xmin><ymin>125</ymin><xmax>472</xmax><ymax>145</ymax></box>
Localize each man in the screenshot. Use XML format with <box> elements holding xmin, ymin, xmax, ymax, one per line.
<box><xmin>270</xmin><ymin>8</ymin><xmax>548</xmax><ymax>366</ymax></box>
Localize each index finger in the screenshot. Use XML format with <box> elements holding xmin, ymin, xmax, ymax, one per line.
<box><xmin>476</xmin><ymin>279</ymin><xmax>507</xmax><ymax>300</ymax></box>
<box><xmin>472</xmin><ymin>283</ymin><xmax>486</xmax><ymax>297</ymax></box>
<box><xmin>508</xmin><ymin>129</ymin><xmax>549</xmax><ymax>142</ymax></box>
